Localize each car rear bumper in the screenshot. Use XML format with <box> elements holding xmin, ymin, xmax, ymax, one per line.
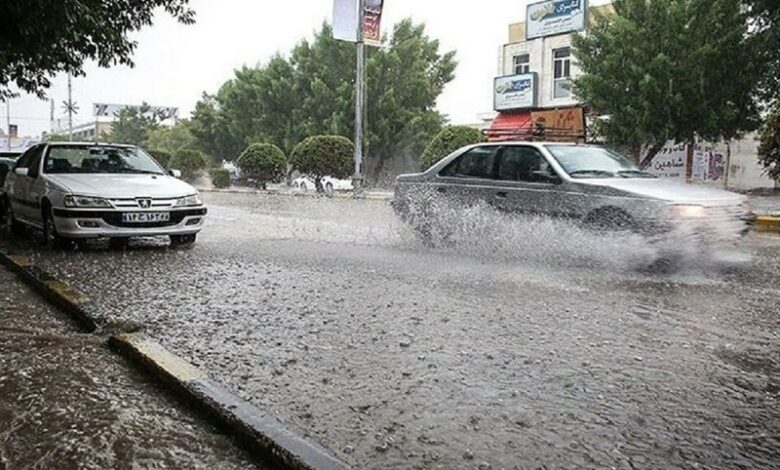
<box><xmin>52</xmin><ymin>207</ymin><xmax>207</xmax><ymax>238</ymax></box>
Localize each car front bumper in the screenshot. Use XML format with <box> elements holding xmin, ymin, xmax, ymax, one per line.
<box><xmin>52</xmin><ymin>207</ymin><xmax>207</xmax><ymax>238</ymax></box>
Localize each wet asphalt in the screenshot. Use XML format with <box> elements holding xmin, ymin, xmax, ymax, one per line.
<box><xmin>1</xmin><ymin>192</ymin><xmax>779</xmax><ymax>469</ymax></box>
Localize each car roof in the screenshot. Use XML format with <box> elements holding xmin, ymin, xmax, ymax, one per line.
<box><xmin>473</xmin><ymin>141</ymin><xmax>589</xmax><ymax>147</ymax></box>
<box><xmin>43</xmin><ymin>141</ymin><xmax>136</xmax><ymax>148</ymax></box>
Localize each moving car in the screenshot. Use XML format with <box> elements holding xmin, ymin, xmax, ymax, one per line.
<box><xmin>3</xmin><ymin>142</ymin><xmax>207</xmax><ymax>247</ymax></box>
<box><xmin>393</xmin><ymin>142</ymin><xmax>752</xmax><ymax>243</ymax></box>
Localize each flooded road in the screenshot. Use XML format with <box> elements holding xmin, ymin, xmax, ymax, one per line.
<box><xmin>0</xmin><ymin>269</ymin><xmax>260</xmax><ymax>470</ymax></box>
<box><xmin>2</xmin><ymin>192</ymin><xmax>779</xmax><ymax>469</ymax></box>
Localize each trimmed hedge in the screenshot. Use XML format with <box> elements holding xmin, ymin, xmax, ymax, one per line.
<box><xmin>420</xmin><ymin>126</ymin><xmax>486</xmax><ymax>170</ymax></box>
<box><xmin>236</xmin><ymin>143</ymin><xmax>287</xmax><ymax>189</ymax></box>
<box><xmin>290</xmin><ymin>135</ymin><xmax>353</xmax><ymax>182</ymax></box>
<box><xmin>210</xmin><ymin>168</ymin><xmax>231</xmax><ymax>189</ymax></box>
<box><xmin>170</xmin><ymin>148</ymin><xmax>207</xmax><ymax>181</ymax></box>
<box><xmin>148</xmin><ymin>149</ymin><xmax>172</xmax><ymax>169</ymax></box>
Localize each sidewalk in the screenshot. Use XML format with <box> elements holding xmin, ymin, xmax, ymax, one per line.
<box><xmin>749</xmin><ymin>194</ymin><xmax>780</xmax><ymax>216</ymax></box>
<box><xmin>0</xmin><ymin>269</ymin><xmax>262</xmax><ymax>469</ymax></box>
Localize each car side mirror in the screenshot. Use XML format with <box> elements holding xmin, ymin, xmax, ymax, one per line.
<box><xmin>532</xmin><ymin>170</ymin><xmax>561</xmax><ymax>184</ymax></box>
<box><xmin>14</xmin><ymin>167</ymin><xmax>29</xmax><ymax>177</ymax></box>
<box><xmin>169</xmin><ymin>169</ymin><xmax>182</xmax><ymax>178</ymax></box>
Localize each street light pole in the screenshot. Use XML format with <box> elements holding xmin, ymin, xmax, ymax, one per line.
<box><xmin>353</xmin><ymin>0</ymin><xmax>365</xmax><ymax>194</ymax></box>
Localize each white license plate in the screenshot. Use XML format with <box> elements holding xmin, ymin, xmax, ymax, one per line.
<box><xmin>121</xmin><ymin>212</ymin><xmax>170</xmax><ymax>223</ymax></box>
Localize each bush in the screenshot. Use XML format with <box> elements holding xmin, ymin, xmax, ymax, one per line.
<box><xmin>148</xmin><ymin>149</ymin><xmax>172</xmax><ymax>169</ymax></box>
<box><xmin>759</xmin><ymin>105</ymin><xmax>780</xmax><ymax>182</ymax></box>
<box><xmin>210</xmin><ymin>168</ymin><xmax>231</xmax><ymax>189</ymax></box>
<box><xmin>420</xmin><ymin>126</ymin><xmax>486</xmax><ymax>170</ymax></box>
<box><xmin>170</xmin><ymin>148</ymin><xmax>207</xmax><ymax>181</ymax></box>
<box><xmin>236</xmin><ymin>143</ymin><xmax>287</xmax><ymax>189</ymax></box>
<box><xmin>290</xmin><ymin>135</ymin><xmax>353</xmax><ymax>191</ymax></box>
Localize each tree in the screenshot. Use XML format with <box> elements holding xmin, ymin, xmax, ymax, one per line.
<box><xmin>170</xmin><ymin>148</ymin><xmax>206</xmax><ymax>181</ymax></box>
<box><xmin>111</xmin><ymin>103</ymin><xmax>166</xmax><ymax>147</ymax></box>
<box><xmin>189</xmin><ymin>20</ymin><xmax>456</xmax><ymax>183</ymax></box>
<box><xmin>148</xmin><ymin>149</ymin><xmax>173</xmax><ymax>169</ymax></box>
<box><xmin>745</xmin><ymin>0</ymin><xmax>780</xmax><ymax>105</ymax></box>
<box><xmin>236</xmin><ymin>143</ymin><xmax>287</xmax><ymax>189</ymax></box>
<box><xmin>758</xmin><ymin>105</ymin><xmax>780</xmax><ymax>181</ymax></box>
<box><xmin>42</xmin><ymin>133</ymin><xmax>73</xmax><ymax>142</ymax></box>
<box><xmin>146</xmin><ymin>121</ymin><xmax>197</xmax><ymax>156</ymax></box>
<box><xmin>420</xmin><ymin>126</ymin><xmax>486</xmax><ymax>170</ymax></box>
<box><xmin>572</xmin><ymin>0</ymin><xmax>762</xmax><ymax>167</ymax></box>
<box><xmin>291</xmin><ymin>136</ymin><xmax>353</xmax><ymax>192</ymax></box>
<box><xmin>0</xmin><ymin>0</ymin><xmax>194</xmax><ymax>100</ymax></box>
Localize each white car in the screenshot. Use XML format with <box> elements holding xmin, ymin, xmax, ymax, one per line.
<box><xmin>293</xmin><ymin>176</ymin><xmax>353</xmax><ymax>194</ymax></box>
<box><xmin>3</xmin><ymin>142</ymin><xmax>207</xmax><ymax>247</ymax></box>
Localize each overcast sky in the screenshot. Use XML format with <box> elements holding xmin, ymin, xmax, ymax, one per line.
<box><xmin>3</xmin><ymin>0</ymin><xmax>607</xmax><ymax>138</ymax></box>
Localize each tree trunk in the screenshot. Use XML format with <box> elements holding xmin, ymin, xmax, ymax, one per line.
<box><xmin>639</xmin><ymin>141</ymin><xmax>666</xmax><ymax>169</ymax></box>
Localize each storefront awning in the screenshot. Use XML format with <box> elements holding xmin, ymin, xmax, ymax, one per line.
<box><xmin>486</xmin><ymin>111</ymin><xmax>534</xmax><ymax>142</ymax></box>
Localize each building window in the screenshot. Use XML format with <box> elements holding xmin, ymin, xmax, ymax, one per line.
<box><xmin>513</xmin><ymin>54</ymin><xmax>530</xmax><ymax>75</ymax></box>
<box><xmin>552</xmin><ymin>47</ymin><xmax>572</xmax><ymax>99</ymax></box>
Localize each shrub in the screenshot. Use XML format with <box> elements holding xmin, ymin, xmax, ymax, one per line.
<box><xmin>759</xmin><ymin>105</ymin><xmax>780</xmax><ymax>182</ymax></box>
<box><xmin>290</xmin><ymin>135</ymin><xmax>353</xmax><ymax>191</ymax></box>
<box><xmin>148</xmin><ymin>149</ymin><xmax>172</xmax><ymax>169</ymax></box>
<box><xmin>210</xmin><ymin>168</ymin><xmax>231</xmax><ymax>189</ymax></box>
<box><xmin>236</xmin><ymin>143</ymin><xmax>287</xmax><ymax>189</ymax></box>
<box><xmin>420</xmin><ymin>126</ymin><xmax>486</xmax><ymax>170</ymax></box>
<box><xmin>170</xmin><ymin>148</ymin><xmax>207</xmax><ymax>181</ymax></box>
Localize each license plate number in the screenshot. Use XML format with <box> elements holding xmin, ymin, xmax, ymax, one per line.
<box><xmin>121</xmin><ymin>212</ymin><xmax>170</xmax><ymax>223</ymax></box>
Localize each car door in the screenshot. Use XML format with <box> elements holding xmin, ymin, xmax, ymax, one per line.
<box><xmin>25</xmin><ymin>144</ymin><xmax>49</xmax><ymax>224</ymax></box>
<box><xmin>6</xmin><ymin>146</ymin><xmax>40</xmax><ymax>221</ymax></box>
<box><xmin>434</xmin><ymin>145</ymin><xmax>500</xmax><ymax>207</ymax></box>
<box><xmin>490</xmin><ymin>145</ymin><xmax>568</xmax><ymax>217</ymax></box>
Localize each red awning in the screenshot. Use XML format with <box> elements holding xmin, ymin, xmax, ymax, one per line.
<box><xmin>486</xmin><ymin>112</ymin><xmax>534</xmax><ymax>141</ymax></box>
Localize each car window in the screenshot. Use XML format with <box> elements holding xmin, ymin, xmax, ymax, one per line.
<box><xmin>440</xmin><ymin>147</ymin><xmax>497</xmax><ymax>179</ymax></box>
<box><xmin>27</xmin><ymin>146</ymin><xmax>45</xmax><ymax>177</ymax></box>
<box><xmin>13</xmin><ymin>146</ymin><xmax>36</xmax><ymax>169</ymax></box>
<box><xmin>496</xmin><ymin>146</ymin><xmax>552</xmax><ymax>183</ymax></box>
<box><xmin>43</xmin><ymin>145</ymin><xmax>165</xmax><ymax>175</ymax></box>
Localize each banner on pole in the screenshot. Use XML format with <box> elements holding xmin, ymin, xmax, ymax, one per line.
<box><xmin>363</xmin><ymin>0</ymin><xmax>384</xmax><ymax>47</ymax></box>
<box><xmin>333</xmin><ymin>0</ymin><xmax>358</xmax><ymax>42</ymax></box>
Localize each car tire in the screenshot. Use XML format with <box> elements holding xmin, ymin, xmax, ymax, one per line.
<box><xmin>300</xmin><ymin>182</ymin><xmax>308</xmax><ymax>192</ymax></box>
<box><xmin>325</xmin><ymin>182</ymin><xmax>334</xmax><ymax>195</ymax></box>
<box><xmin>5</xmin><ymin>198</ymin><xmax>25</xmax><ymax>236</ymax></box>
<box><xmin>42</xmin><ymin>206</ymin><xmax>73</xmax><ymax>249</ymax></box>
<box><xmin>170</xmin><ymin>234</ymin><xmax>197</xmax><ymax>247</ymax></box>
<box><xmin>584</xmin><ymin>207</ymin><xmax>637</xmax><ymax>233</ymax></box>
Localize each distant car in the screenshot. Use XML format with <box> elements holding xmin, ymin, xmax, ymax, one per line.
<box><xmin>3</xmin><ymin>142</ymin><xmax>207</xmax><ymax>247</ymax></box>
<box><xmin>393</xmin><ymin>142</ymin><xmax>752</xmax><ymax>243</ymax></box>
<box><xmin>222</xmin><ymin>161</ymin><xmax>241</xmax><ymax>183</ymax></box>
<box><xmin>293</xmin><ymin>176</ymin><xmax>353</xmax><ymax>194</ymax></box>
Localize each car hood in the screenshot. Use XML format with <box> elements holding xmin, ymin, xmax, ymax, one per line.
<box><xmin>46</xmin><ymin>174</ymin><xmax>198</xmax><ymax>198</ymax></box>
<box><xmin>577</xmin><ymin>178</ymin><xmax>746</xmax><ymax>204</ymax></box>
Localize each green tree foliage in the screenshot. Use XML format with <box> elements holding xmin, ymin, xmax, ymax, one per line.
<box><xmin>42</xmin><ymin>133</ymin><xmax>72</xmax><ymax>142</ymax></box>
<box><xmin>0</xmin><ymin>0</ymin><xmax>194</xmax><ymax>100</ymax></box>
<box><xmin>146</xmin><ymin>121</ymin><xmax>196</xmax><ymax>156</ymax></box>
<box><xmin>189</xmin><ymin>20</ymin><xmax>456</xmax><ymax>181</ymax></box>
<box><xmin>420</xmin><ymin>126</ymin><xmax>486</xmax><ymax>170</ymax></box>
<box><xmin>758</xmin><ymin>105</ymin><xmax>780</xmax><ymax>181</ymax></box>
<box><xmin>572</xmin><ymin>0</ymin><xmax>762</xmax><ymax>166</ymax></box>
<box><xmin>745</xmin><ymin>0</ymin><xmax>780</xmax><ymax>104</ymax></box>
<box><xmin>111</xmin><ymin>103</ymin><xmax>166</xmax><ymax>147</ymax></box>
<box><xmin>148</xmin><ymin>149</ymin><xmax>173</xmax><ymax>169</ymax></box>
<box><xmin>170</xmin><ymin>148</ymin><xmax>206</xmax><ymax>181</ymax></box>
<box><xmin>291</xmin><ymin>135</ymin><xmax>353</xmax><ymax>191</ymax></box>
<box><xmin>209</xmin><ymin>168</ymin><xmax>231</xmax><ymax>189</ymax></box>
<box><xmin>236</xmin><ymin>143</ymin><xmax>287</xmax><ymax>189</ymax></box>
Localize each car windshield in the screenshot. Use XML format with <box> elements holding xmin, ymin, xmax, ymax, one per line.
<box><xmin>43</xmin><ymin>145</ymin><xmax>165</xmax><ymax>175</ymax></box>
<box><xmin>545</xmin><ymin>145</ymin><xmax>652</xmax><ymax>178</ymax></box>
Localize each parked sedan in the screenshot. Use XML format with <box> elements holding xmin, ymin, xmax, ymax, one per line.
<box><xmin>3</xmin><ymin>142</ymin><xmax>207</xmax><ymax>247</ymax></box>
<box><xmin>393</xmin><ymin>142</ymin><xmax>752</xmax><ymax>243</ymax></box>
<box><xmin>293</xmin><ymin>176</ymin><xmax>353</xmax><ymax>194</ymax></box>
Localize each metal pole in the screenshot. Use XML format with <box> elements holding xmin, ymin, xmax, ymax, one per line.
<box><xmin>353</xmin><ymin>0</ymin><xmax>365</xmax><ymax>194</ymax></box>
<box><xmin>5</xmin><ymin>100</ymin><xmax>10</xmax><ymax>150</ymax></box>
<box><xmin>67</xmin><ymin>75</ymin><xmax>73</xmax><ymax>141</ymax></box>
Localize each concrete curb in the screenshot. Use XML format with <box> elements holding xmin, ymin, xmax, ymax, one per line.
<box><xmin>110</xmin><ymin>333</ymin><xmax>346</xmax><ymax>470</ymax></box>
<box><xmin>0</xmin><ymin>252</ymin><xmax>347</xmax><ymax>470</ymax></box>
<box><xmin>0</xmin><ymin>252</ymin><xmax>107</xmax><ymax>332</ymax></box>
<box><xmin>199</xmin><ymin>187</ymin><xmax>393</xmax><ymax>201</ymax></box>
<box><xmin>754</xmin><ymin>216</ymin><xmax>780</xmax><ymax>232</ymax></box>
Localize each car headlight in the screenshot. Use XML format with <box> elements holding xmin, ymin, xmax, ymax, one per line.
<box><xmin>63</xmin><ymin>195</ymin><xmax>112</xmax><ymax>208</ymax></box>
<box><xmin>669</xmin><ymin>204</ymin><xmax>706</xmax><ymax>218</ymax></box>
<box><xmin>174</xmin><ymin>194</ymin><xmax>203</xmax><ymax>207</ymax></box>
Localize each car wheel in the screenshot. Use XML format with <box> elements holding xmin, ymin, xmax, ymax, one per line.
<box><xmin>325</xmin><ymin>182</ymin><xmax>334</xmax><ymax>194</ymax></box>
<box><xmin>299</xmin><ymin>182</ymin><xmax>308</xmax><ymax>192</ymax></box>
<box><xmin>584</xmin><ymin>208</ymin><xmax>637</xmax><ymax>233</ymax></box>
<box><xmin>42</xmin><ymin>206</ymin><xmax>73</xmax><ymax>249</ymax></box>
<box><xmin>5</xmin><ymin>198</ymin><xmax>25</xmax><ymax>236</ymax></box>
<box><xmin>170</xmin><ymin>234</ymin><xmax>197</xmax><ymax>247</ymax></box>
